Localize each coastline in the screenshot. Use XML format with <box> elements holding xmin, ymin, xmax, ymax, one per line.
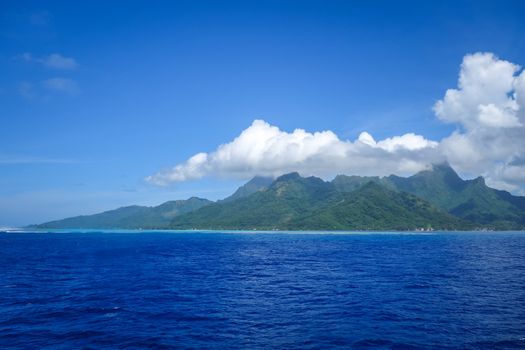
<box><xmin>2</xmin><ymin>228</ymin><xmax>525</xmax><ymax>234</ymax></box>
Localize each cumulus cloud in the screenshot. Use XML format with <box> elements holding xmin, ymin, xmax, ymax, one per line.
<box><xmin>434</xmin><ymin>52</ymin><xmax>521</xmax><ymax>128</ymax></box>
<box><xmin>361</xmin><ymin>132</ymin><xmax>439</xmax><ymax>152</ymax></box>
<box><xmin>147</xmin><ymin>52</ymin><xmax>525</xmax><ymax>193</ymax></box>
<box><xmin>146</xmin><ymin>120</ymin><xmax>441</xmax><ymax>185</ymax></box>
<box><xmin>19</xmin><ymin>53</ymin><xmax>78</xmax><ymax>70</ymax></box>
<box><xmin>435</xmin><ymin>52</ymin><xmax>525</xmax><ymax>192</ymax></box>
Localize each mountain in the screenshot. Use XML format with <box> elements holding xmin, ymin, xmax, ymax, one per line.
<box><xmin>221</xmin><ymin>176</ymin><xmax>274</xmax><ymax>202</ymax></box>
<box><xmin>294</xmin><ymin>182</ymin><xmax>469</xmax><ymax>230</ymax></box>
<box><xmin>34</xmin><ymin>197</ymin><xmax>212</xmax><ymax>229</ymax></box>
<box><xmin>170</xmin><ymin>173</ymin><xmax>336</xmax><ymax>230</ymax></box>
<box><xmin>332</xmin><ymin>174</ymin><xmax>384</xmax><ymax>192</ymax></box>
<box><xmin>33</xmin><ymin>164</ymin><xmax>525</xmax><ymax>231</ymax></box>
<box><xmin>169</xmin><ymin>173</ymin><xmax>467</xmax><ymax>230</ymax></box>
<box><xmin>385</xmin><ymin>163</ymin><xmax>525</xmax><ymax>229</ymax></box>
<box><xmin>331</xmin><ymin>163</ymin><xmax>525</xmax><ymax>229</ymax></box>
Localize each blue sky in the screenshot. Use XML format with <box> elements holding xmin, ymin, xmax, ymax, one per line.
<box><xmin>1</xmin><ymin>0</ymin><xmax>525</xmax><ymax>226</ymax></box>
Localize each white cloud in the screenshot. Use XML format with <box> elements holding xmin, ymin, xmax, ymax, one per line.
<box><xmin>434</xmin><ymin>52</ymin><xmax>521</xmax><ymax>129</ymax></box>
<box><xmin>436</xmin><ymin>52</ymin><xmax>525</xmax><ymax>192</ymax></box>
<box><xmin>146</xmin><ymin>120</ymin><xmax>440</xmax><ymax>185</ymax></box>
<box><xmin>16</xmin><ymin>53</ymin><xmax>80</xmax><ymax>97</ymax></box>
<box><xmin>148</xmin><ymin>52</ymin><xmax>525</xmax><ymax>194</ymax></box>
<box><xmin>478</xmin><ymin>103</ymin><xmax>521</xmax><ymax>128</ymax></box>
<box><xmin>516</xmin><ymin>68</ymin><xmax>525</xmax><ymax>121</ymax></box>
<box><xmin>44</xmin><ymin>54</ymin><xmax>78</xmax><ymax>70</ymax></box>
<box><xmin>19</xmin><ymin>53</ymin><xmax>78</xmax><ymax>70</ymax></box>
<box><xmin>375</xmin><ymin>133</ymin><xmax>438</xmax><ymax>152</ymax></box>
<box><xmin>356</xmin><ymin>131</ymin><xmax>439</xmax><ymax>151</ymax></box>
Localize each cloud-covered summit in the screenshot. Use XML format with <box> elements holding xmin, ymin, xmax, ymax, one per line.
<box><xmin>146</xmin><ymin>120</ymin><xmax>440</xmax><ymax>185</ymax></box>
<box><xmin>148</xmin><ymin>52</ymin><xmax>525</xmax><ymax>193</ymax></box>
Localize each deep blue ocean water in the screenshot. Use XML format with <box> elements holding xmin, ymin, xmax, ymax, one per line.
<box><xmin>0</xmin><ymin>231</ymin><xmax>524</xmax><ymax>349</ymax></box>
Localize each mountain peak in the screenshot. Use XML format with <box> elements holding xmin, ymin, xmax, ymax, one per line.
<box><xmin>431</xmin><ymin>161</ymin><xmax>457</xmax><ymax>173</ymax></box>
<box><xmin>221</xmin><ymin>175</ymin><xmax>273</xmax><ymax>202</ymax></box>
<box><xmin>246</xmin><ymin>176</ymin><xmax>274</xmax><ymax>187</ymax></box>
<box><xmin>275</xmin><ymin>172</ymin><xmax>302</xmax><ymax>182</ymax></box>
<box><xmin>470</xmin><ymin>176</ymin><xmax>486</xmax><ymax>186</ymax></box>
<box><xmin>186</xmin><ymin>196</ymin><xmax>210</xmax><ymax>202</ymax></box>
<box><xmin>35</xmin><ymin>162</ymin><xmax>525</xmax><ymax>230</ymax></box>
<box><xmin>408</xmin><ymin>162</ymin><xmax>464</xmax><ymax>189</ymax></box>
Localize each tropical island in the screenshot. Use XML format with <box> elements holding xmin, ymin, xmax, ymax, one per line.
<box><xmin>33</xmin><ymin>163</ymin><xmax>525</xmax><ymax>231</ymax></box>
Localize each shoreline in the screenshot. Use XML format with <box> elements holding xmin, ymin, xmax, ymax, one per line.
<box><xmin>2</xmin><ymin>228</ymin><xmax>525</xmax><ymax>234</ymax></box>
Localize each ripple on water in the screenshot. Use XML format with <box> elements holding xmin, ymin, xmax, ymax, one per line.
<box><xmin>0</xmin><ymin>231</ymin><xmax>524</xmax><ymax>349</ymax></box>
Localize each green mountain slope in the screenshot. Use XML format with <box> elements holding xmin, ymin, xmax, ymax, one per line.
<box><xmin>170</xmin><ymin>174</ymin><xmax>466</xmax><ymax>230</ymax></box>
<box><xmin>170</xmin><ymin>173</ymin><xmax>335</xmax><ymax>230</ymax></box>
<box><xmin>332</xmin><ymin>174</ymin><xmax>383</xmax><ymax>192</ymax></box>
<box><xmin>34</xmin><ymin>197</ymin><xmax>212</xmax><ymax>229</ymax></box>
<box><xmin>385</xmin><ymin>163</ymin><xmax>471</xmax><ymax>209</ymax></box>
<box><xmin>221</xmin><ymin>176</ymin><xmax>274</xmax><ymax>202</ymax></box>
<box><xmin>33</xmin><ymin>164</ymin><xmax>525</xmax><ymax>231</ymax></box>
<box><xmin>384</xmin><ymin>163</ymin><xmax>525</xmax><ymax>229</ymax></box>
<box><xmin>295</xmin><ymin>182</ymin><xmax>469</xmax><ymax>230</ymax></box>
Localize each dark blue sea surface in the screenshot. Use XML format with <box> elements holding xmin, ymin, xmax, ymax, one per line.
<box><xmin>0</xmin><ymin>231</ymin><xmax>524</xmax><ymax>349</ymax></box>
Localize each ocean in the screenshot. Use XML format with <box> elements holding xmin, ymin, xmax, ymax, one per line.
<box><xmin>0</xmin><ymin>231</ymin><xmax>524</xmax><ymax>349</ymax></box>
